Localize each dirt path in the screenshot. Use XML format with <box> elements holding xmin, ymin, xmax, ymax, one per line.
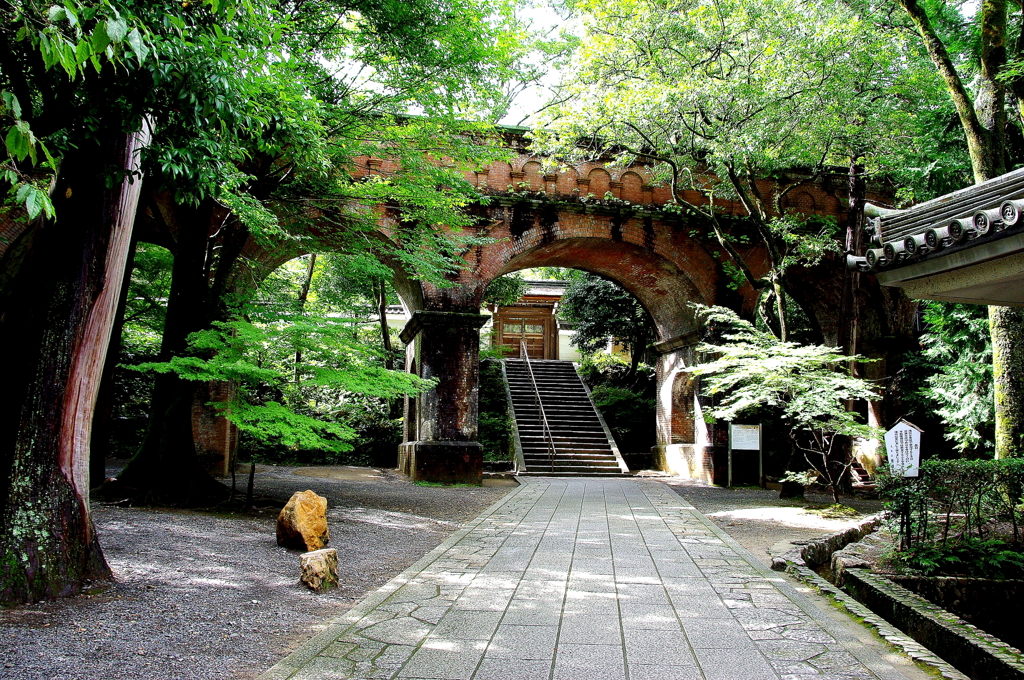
<box><xmin>661</xmin><ymin>477</ymin><xmax>884</xmax><ymax>566</ymax></box>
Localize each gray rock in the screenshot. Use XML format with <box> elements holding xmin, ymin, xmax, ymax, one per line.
<box><xmin>300</xmin><ymin>548</ymin><xmax>339</xmax><ymax>593</ymax></box>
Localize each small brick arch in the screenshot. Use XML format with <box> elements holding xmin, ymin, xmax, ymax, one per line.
<box><xmin>587</xmin><ymin>168</ymin><xmax>611</xmax><ymax>198</ymax></box>
<box><xmin>522</xmin><ymin>161</ymin><xmax>544</xmax><ymax>191</ymax></box>
<box><xmin>822</xmin><ymin>195</ymin><xmax>842</xmax><ymax>218</ymax></box>
<box><xmin>488</xmin><ymin>162</ymin><xmax>513</xmax><ymax>191</ymax></box>
<box><xmin>785</xmin><ymin>190</ymin><xmax>817</xmax><ymax>213</ymax></box>
<box><xmin>556</xmin><ymin>166</ymin><xmax>579</xmax><ymax>195</ymax></box>
<box><xmin>620</xmin><ymin>172</ymin><xmax>644</xmax><ymax>204</ymax></box>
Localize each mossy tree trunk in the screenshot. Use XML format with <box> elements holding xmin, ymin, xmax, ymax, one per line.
<box><xmin>0</xmin><ymin>127</ymin><xmax>149</xmax><ymax>604</ymax></box>
<box><xmin>990</xmin><ymin>306</ymin><xmax>1024</xmax><ymax>458</ymax></box>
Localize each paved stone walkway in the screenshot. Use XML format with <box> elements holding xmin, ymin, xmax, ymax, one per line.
<box><xmin>260</xmin><ymin>478</ymin><xmax>918</xmax><ymax>680</ymax></box>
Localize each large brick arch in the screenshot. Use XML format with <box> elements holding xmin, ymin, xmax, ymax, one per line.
<box><xmin>493</xmin><ymin>237</ymin><xmax>703</xmax><ymax>341</ymax></box>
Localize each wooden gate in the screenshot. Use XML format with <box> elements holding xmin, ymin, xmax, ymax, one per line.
<box><xmin>499</xmin><ymin>318</ymin><xmax>548</xmax><ymax>359</ymax></box>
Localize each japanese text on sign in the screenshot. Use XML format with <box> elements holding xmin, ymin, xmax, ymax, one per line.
<box><xmin>884</xmin><ymin>421</ymin><xmax>921</xmax><ymax>478</ymax></box>
<box><xmin>730</xmin><ymin>424</ymin><xmax>760</xmax><ymax>451</ymax></box>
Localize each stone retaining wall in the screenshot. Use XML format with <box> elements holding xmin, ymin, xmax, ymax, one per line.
<box><xmin>844</xmin><ymin>568</ymin><xmax>1024</xmax><ymax>680</ymax></box>
<box><xmin>885</xmin><ymin>575</ymin><xmax>1024</xmax><ymax>652</ymax></box>
<box><xmin>770</xmin><ymin>515</ymin><xmax>882</xmax><ymax>571</ymax></box>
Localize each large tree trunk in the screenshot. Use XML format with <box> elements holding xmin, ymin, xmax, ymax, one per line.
<box><xmin>990</xmin><ymin>306</ymin><xmax>1024</xmax><ymax>458</ymax></box>
<box><xmin>899</xmin><ymin>0</ymin><xmax>1006</xmax><ymax>182</ymax></box>
<box><xmin>90</xmin><ymin>239</ymin><xmax>138</xmax><ymax>487</ymax></box>
<box><xmin>111</xmin><ymin>201</ymin><xmax>232</xmax><ymax>505</ymax></box>
<box><xmin>0</xmin><ymin>126</ymin><xmax>149</xmax><ymax>604</ymax></box>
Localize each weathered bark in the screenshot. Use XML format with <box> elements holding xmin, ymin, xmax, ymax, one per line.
<box><xmin>376</xmin><ymin>278</ymin><xmax>395</xmax><ymax>372</ymax></box>
<box><xmin>899</xmin><ymin>0</ymin><xmax>1023</xmax><ymax>455</ymax></box>
<box><xmin>976</xmin><ymin>0</ymin><xmax>1008</xmax><ymax>179</ymax></box>
<box><xmin>294</xmin><ymin>253</ymin><xmax>317</xmax><ymax>380</ymax></box>
<box><xmin>90</xmin><ymin>239</ymin><xmax>138</xmax><ymax>487</ymax></box>
<box><xmin>898</xmin><ymin>0</ymin><xmax>1006</xmax><ymax>182</ymax></box>
<box><xmin>839</xmin><ymin>157</ymin><xmax>866</xmax><ymax>355</ymax></box>
<box><xmin>990</xmin><ymin>306</ymin><xmax>1024</xmax><ymax>458</ymax></box>
<box><xmin>0</xmin><ymin>125</ymin><xmax>149</xmax><ymax>604</ymax></box>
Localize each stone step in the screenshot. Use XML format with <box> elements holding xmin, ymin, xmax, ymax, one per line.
<box><xmin>505</xmin><ymin>359</ymin><xmax>623</xmax><ymax>478</ymax></box>
<box><xmin>520</xmin><ymin>437</ymin><xmax>611</xmax><ymax>446</ymax></box>
<box><xmin>518</xmin><ymin>470</ymin><xmax>631</xmax><ymax>477</ymax></box>
<box><xmin>522</xmin><ymin>448</ymin><xmax>614</xmax><ymax>456</ymax></box>
<box><xmin>524</xmin><ymin>454</ymin><xmax>610</xmax><ymax>464</ymax></box>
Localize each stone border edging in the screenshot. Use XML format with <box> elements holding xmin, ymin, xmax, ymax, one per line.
<box><xmin>256</xmin><ymin>480</ymin><xmax>531</xmax><ymax>680</ymax></box>
<box><xmin>843</xmin><ymin>568</ymin><xmax>1024</xmax><ymax>680</ymax></box>
<box><xmin>784</xmin><ymin>563</ymin><xmax>969</xmax><ymax>680</ymax></box>
<box><xmin>770</xmin><ymin>514</ymin><xmax>882</xmax><ymax>572</ymax></box>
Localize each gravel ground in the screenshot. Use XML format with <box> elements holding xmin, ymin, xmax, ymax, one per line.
<box><xmin>662</xmin><ymin>477</ymin><xmax>884</xmax><ymax>566</ymax></box>
<box><xmin>0</xmin><ymin>465</ymin><xmax>514</xmax><ymax>680</ymax></box>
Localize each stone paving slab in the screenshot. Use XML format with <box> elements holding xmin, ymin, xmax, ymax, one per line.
<box><xmin>259</xmin><ymin>479</ymin><xmax>920</xmax><ymax>680</ymax></box>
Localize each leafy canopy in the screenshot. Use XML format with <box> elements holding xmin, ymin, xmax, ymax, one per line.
<box><xmin>559</xmin><ymin>272</ymin><xmax>655</xmax><ymax>356</ymax></box>
<box><xmin>687</xmin><ymin>305</ymin><xmax>878</xmax><ymax>438</ymax></box>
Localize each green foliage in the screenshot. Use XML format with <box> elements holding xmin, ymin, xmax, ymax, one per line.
<box><xmin>483</xmin><ymin>273</ymin><xmax>528</xmax><ymax>307</ymax></box>
<box><xmin>560</xmin><ymin>273</ymin><xmax>655</xmax><ymax>359</ymax></box>
<box><xmin>589</xmin><ymin>385</ymin><xmax>656</xmax><ymax>453</ymax></box>
<box><xmin>781</xmin><ymin>470</ymin><xmax>819</xmax><ymax>488</ymax></box>
<box><xmin>227</xmin><ymin>401</ymin><xmax>350</xmax><ymax>452</ymax></box>
<box><xmin>577</xmin><ymin>352</ymin><xmax>646</xmax><ymax>387</ymax></box>
<box><xmin>478</xmin><ymin>359</ymin><xmax>513</xmax><ymax>462</ymax></box>
<box><xmin>689</xmin><ymin>305</ymin><xmax>878</xmax><ymax>501</ymax></box>
<box><xmin>689</xmin><ymin>306</ymin><xmax>877</xmax><ymax>436</ymax></box>
<box><xmin>917</xmin><ymin>302</ymin><xmax>994</xmax><ymax>454</ymax></box>
<box><xmin>123</xmin><ymin>243</ymin><xmax>173</xmax><ymax>335</ymax></box>
<box><xmin>134</xmin><ymin>312</ymin><xmax>431</xmax><ymax>454</ymax></box>
<box><xmin>879</xmin><ymin>458</ymin><xmax>1024</xmax><ymax>551</ymax></box>
<box><xmin>897</xmin><ymin>539</ymin><xmax>1024</xmax><ymax>580</ymax></box>
<box><xmin>529</xmin><ymin>0</ymin><xmax>954</xmax><ymax>336</ymax></box>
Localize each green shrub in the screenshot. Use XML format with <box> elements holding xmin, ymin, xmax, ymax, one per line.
<box><xmin>478</xmin><ymin>359</ymin><xmax>513</xmax><ymax>461</ymax></box>
<box><xmin>578</xmin><ymin>352</ymin><xmax>653</xmax><ymax>389</ymax></box>
<box><xmin>589</xmin><ymin>385</ymin><xmax>656</xmax><ymax>453</ymax></box>
<box><xmin>880</xmin><ymin>457</ymin><xmax>1024</xmax><ymax>550</ymax></box>
<box><xmin>897</xmin><ymin>538</ymin><xmax>1024</xmax><ymax>579</ymax></box>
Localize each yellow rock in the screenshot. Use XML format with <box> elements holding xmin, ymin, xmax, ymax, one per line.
<box><xmin>276</xmin><ymin>490</ymin><xmax>329</xmax><ymax>551</ymax></box>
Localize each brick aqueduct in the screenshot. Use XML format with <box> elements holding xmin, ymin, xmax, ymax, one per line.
<box><xmin>0</xmin><ymin>137</ymin><xmax>890</xmax><ymax>484</ymax></box>
<box><xmin>353</xmin><ymin>148</ymin><xmax>894</xmax><ymax>484</ymax></box>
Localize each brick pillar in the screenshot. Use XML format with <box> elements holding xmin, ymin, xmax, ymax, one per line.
<box><xmin>641</xmin><ymin>185</ymin><xmax>654</xmax><ymax>205</ymax></box>
<box><xmin>510</xmin><ymin>171</ymin><xmax>526</xmax><ymax>190</ymax></box>
<box><xmin>543</xmin><ymin>174</ymin><xmax>558</xmax><ymax>195</ymax></box>
<box><xmin>399</xmin><ymin>311</ymin><xmax>489</xmax><ymax>484</ymax></box>
<box><xmin>650</xmin><ymin>335</ymin><xmax>714</xmax><ymax>483</ymax></box>
<box><xmin>192</xmin><ymin>380</ymin><xmax>239</xmax><ymax>478</ymax></box>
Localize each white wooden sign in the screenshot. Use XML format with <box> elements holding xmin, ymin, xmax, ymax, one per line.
<box><xmin>730</xmin><ymin>424</ymin><xmax>761</xmax><ymax>451</ymax></box>
<box><xmin>884</xmin><ymin>419</ymin><xmax>922</xmax><ymax>477</ymax></box>
<box><xmin>728</xmin><ymin>423</ymin><xmax>763</xmax><ymax>488</ymax></box>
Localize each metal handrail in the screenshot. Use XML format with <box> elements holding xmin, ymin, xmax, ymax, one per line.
<box><xmin>521</xmin><ymin>341</ymin><xmax>557</xmax><ymax>472</ymax></box>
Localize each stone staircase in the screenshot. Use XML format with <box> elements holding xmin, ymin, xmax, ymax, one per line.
<box><xmin>850</xmin><ymin>460</ymin><xmax>876</xmax><ymax>491</ymax></box>
<box><xmin>504</xmin><ymin>359</ymin><xmax>629</xmax><ymax>476</ymax></box>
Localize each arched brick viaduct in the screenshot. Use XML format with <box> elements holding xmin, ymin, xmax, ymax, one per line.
<box><xmin>0</xmin><ymin>139</ymin><xmax>900</xmax><ymax>484</ymax></box>
<box><xmin>371</xmin><ymin>151</ymin><xmax>897</xmax><ymax>484</ymax></box>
